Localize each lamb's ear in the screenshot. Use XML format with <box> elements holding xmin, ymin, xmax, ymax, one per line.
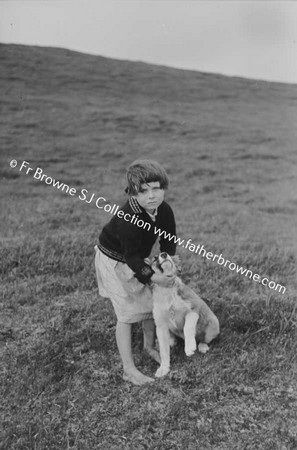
<box><xmin>171</xmin><ymin>255</ymin><xmax>181</xmax><ymax>272</ymax></box>
<box><xmin>144</xmin><ymin>257</ymin><xmax>153</xmax><ymax>266</ymax></box>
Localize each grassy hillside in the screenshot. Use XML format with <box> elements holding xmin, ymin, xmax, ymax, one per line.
<box><xmin>1</xmin><ymin>43</ymin><xmax>297</xmax><ymax>449</ymax></box>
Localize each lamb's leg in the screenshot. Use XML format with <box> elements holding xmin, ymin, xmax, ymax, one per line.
<box><xmin>197</xmin><ymin>343</ymin><xmax>209</xmax><ymax>353</ymax></box>
<box><xmin>142</xmin><ymin>319</ymin><xmax>161</xmax><ymax>364</ymax></box>
<box><xmin>155</xmin><ymin>321</ymin><xmax>171</xmax><ymax>378</ymax></box>
<box><xmin>184</xmin><ymin>311</ymin><xmax>199</xmax><ymax>356</ymax></box>
<box><xmin>169</xmin><ymin>331</ymin><xmax>177</xmax><ymax>347</ymax></box>
<box><xmin>198</xmin><ymin>315</ymin><xmax>220</xmax><ymax>354</ymax></box>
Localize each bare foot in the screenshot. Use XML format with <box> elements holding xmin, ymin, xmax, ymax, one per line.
<box><xmin>144</xmin><ymin>347</ymin><xmax>161</xmax><ymax>364</ymax></box>
<box><xmin>123</xmin><ymin>367</ymin><xmax>155</xmax><ymax>385</ymax></box>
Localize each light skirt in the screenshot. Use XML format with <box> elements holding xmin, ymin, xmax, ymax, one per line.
<box><xmin>94</xmin><ymin>246</ymin><xmax>154</xmax><ymax>323</ymax></box>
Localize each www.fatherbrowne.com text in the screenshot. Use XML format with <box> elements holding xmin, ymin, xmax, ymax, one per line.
<box><xmin>153</xmin><ymin>228</ymin><xmax>286</xmax><ymax>294</ymax></box>
<box><xmin>12</xmin><ymin>160</ymin><xmax>286</xmax><ymax>294</ymax></box>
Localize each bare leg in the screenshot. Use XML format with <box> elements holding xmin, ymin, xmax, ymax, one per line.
<box><xmin>116</xmin><ymin>321</ymin><xmax>154</xmax><ymax>385</ymax></box>
<box><xmin>142</xmin><ymin>319</ymin><xmax>161</xmax><ymax>364</ymax></box>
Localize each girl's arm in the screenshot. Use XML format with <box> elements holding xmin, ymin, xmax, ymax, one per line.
<box><xmin>119</xmin><ymin>224</ymin><xmax>155</xmax><ymax>284</ymax></box>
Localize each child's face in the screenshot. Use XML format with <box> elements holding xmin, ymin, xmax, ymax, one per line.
<box><xmin>135</xmin><ymin>181</ymin><xmax>165</xmax><ymax>212</ymax></box>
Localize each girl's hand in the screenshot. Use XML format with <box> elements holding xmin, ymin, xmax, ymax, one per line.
<box><xmin>151</xmin><ymin>272</ymin><xmax>175</xmax><ymax>288</ymax></box>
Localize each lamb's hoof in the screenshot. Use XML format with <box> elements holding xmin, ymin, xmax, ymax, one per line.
<box><xmin>155</xmin><ymin>366</ymin><xmax>170</xmax><ymax>378</ymax></box>
<box><xmin>169</xmin><ymin>334</ymin><xmax>177</xmax><ymax>347</ymax></box>
<box><xmin>185</xmin><ymin>338</ymin><xmax>197</xmax><ymax>356</ymax></box>
<box><xmin>198</xmin><ymin>343</ymin><xmax>209</xmax><ymax>354</ymax></box>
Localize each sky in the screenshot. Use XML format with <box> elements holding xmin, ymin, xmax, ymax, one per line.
<box><xmin>1</xmin><ymin>1</ymin><xmax>297</xmax><ymax>84</ymax></box>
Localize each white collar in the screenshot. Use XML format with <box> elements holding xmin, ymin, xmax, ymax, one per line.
<box><xmin>146</xmin><ymin>208</ymin><xmax>158</xmax><ymax>221</ymax></box>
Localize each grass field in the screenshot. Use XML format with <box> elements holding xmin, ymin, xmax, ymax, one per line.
<box><xmin>1</xmin><ymin>43</ymin><xmax>297</xmax><ymax>449</ymax></box>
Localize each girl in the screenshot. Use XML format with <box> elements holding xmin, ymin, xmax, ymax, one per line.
<box><xmin>95</xmin><ymin>159</ymin><xmax>176</xmax><ymax>385</ymax></box>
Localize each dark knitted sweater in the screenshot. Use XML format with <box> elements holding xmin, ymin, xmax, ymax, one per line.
<box><xmin>98</xmin><ymin>197</ymin><xmax>176</xmax><ymax>284</ymax></box>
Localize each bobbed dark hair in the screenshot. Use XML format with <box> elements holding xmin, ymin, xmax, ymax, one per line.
<box><xmin>125</xmin><ymin>159</ymin><xmax>169</xmax><ymax>195</ymax></box>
